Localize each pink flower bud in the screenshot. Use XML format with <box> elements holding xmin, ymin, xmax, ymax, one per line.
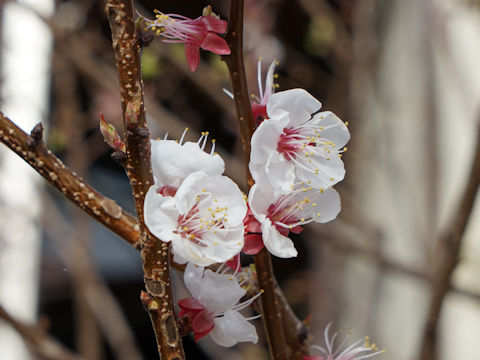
<box><xmin>99</xmin><ymin>114</ymin><xmax>126</xmax><ymax>152</ymax></box>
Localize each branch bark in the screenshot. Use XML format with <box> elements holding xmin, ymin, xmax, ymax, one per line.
<box><xmin>104</xmin><ymin>1</ymin><xmax>185</xmax><ymax>359</ymax></box>
<box><xmin>0</xmin><ymin>112</ymin><xmax>140</xmax><ymax>246</ymax></box>
<box><xmin>0</xmin><ymin>304</ymin><xmax>82</xmax><ymax>360</ymax></box>
<box><xmin>418</xmin><ymin>120</ymin><xmax>480</xmax><ymax>360</ymax></box>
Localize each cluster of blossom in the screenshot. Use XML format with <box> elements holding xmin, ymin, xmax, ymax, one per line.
<box><xmin>245</xmin><ymin>60</ymin><xmax>349</xmax><ymax>258</ymax></box>
<box><xmin>103</xmin><ymin>6</ymin><xmax>381</xmax><ymax>356</ymax></box>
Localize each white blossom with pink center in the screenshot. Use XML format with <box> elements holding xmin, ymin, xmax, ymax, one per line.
<box><xmin>248</xmin><ymin>181</ymin><xmax>340</xmax><ymax>258</ymax></box>
<box><xmin>150</xmin><ymin>131</ymin><xmax>224</xmax><ymax>195</ymax></box>
<box><xmin>250</xmin><ymin>88</ymin><xmax>350</xmax><ymax>193</ymax></box>
<box><xmin>305</xmin><ymin>323</ymin><xmax>384</xmax><ymax>360</ymax></box>
<box><xmin>179</xmin><ymin>262</ymin><xmax>259</xmax><ymax>347</ymax></box>
<box><xmin>144</xmin><ymin>171</ymin><xmax>247</xmax><ymax>266</ymax></box>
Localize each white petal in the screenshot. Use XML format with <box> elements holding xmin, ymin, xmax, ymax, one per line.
<box><xmin>199</xmin><ymin>226</ymin><xmax>244</xmax><ymax>263</ymax></box>
<box><xmin>199</xmin><ymin>270</ymin><xmax>245</xmax><ymax>313</ymax></box>
<box><xmin>261</xmin><ymin>218</ymin><xmax>298</xmax><ymax>258</ymax></box>
<box><xmin>295</xmin><ymin>154</ymin><xmax>345</xmax><ymax>189</ymax></box>
<box><xmin>143</xmin><ymin>185</ymin><xmax>179</xmax><ymax>242</ymax></box>
<box><xmin>248</xmin><ymin>183</ymin><xmax>273</xmax><ymax>222</ymax></box>
<box><xmin>303</xmin><ymin>187</ymin><xmax>341</xmax><ymax>223</ymax></box>
<box><xmin>181</xmin><ymin>142</ymin><xmax>225</xmax><ymax>175</ymax></box>
<box><xmin>150</xmin><ymin>140</ymin><xmax>185</xmax><ymax>188</ymax></box>
<box><xmin>250</xmin><ymin>114</ymin><xmax>289</xmax><ymax>185</ymax></box>
<box><xmin>311</xmin><ymin>111</ymin><xmax>350</xmax><ymax>148</ymax></box>
<box><xmin>173</xmin><ymin>252</ymin><xmax>188</xmax><ymax>265</ymax></box>
<box><xmin>267</xmin><ymin>89</ymin><xmax>322</xmax><ymax>127</ymax></box>
<box><xmin>150</xmin><ymin>139</ymin><xmax>225</xmax><ymax>188</ymax></box>
<box><xmin>210</xmin><ymin>311</ymin><xmax>258</xmax><ymax>347</ymax></box>
<box><xmin>183</xmin><ymin>262</ymin><xmax>204</xmax><ymax>299</ymax></box>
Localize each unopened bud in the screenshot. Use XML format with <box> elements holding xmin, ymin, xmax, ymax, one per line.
<box><xmin>99</xmin><ymin>114</ymin><xmax>126</xmax><ymax>152</ymax></box>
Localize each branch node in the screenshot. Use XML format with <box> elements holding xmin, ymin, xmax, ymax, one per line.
<box><xmin>26</xmin><ymin>122</ymin><xmax>44</xmax><ymax>147</ymax></box>
<box><xmin>111</xmin><ymin>150</ymin><xmax>127</xmax><ymax>165</ymax></box>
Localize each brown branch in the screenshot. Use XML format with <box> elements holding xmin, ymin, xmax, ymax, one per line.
<box><xmin>0</xmin><ymin>112</ymin><xmax>140</xmax><ymax>247</ymax></box>
<box><xmin>104</xmin><ymin>1</ymin><xmax>184</xmax><ymax>359</ymax></box>
<box><xmin>224</xmin><ymin>1</ymin><xmax>293</xmax><ymax>359</ymax></box>
<box><xmin>0</xmin><ymin>304</ymin><xmax>82</xmax><ymax>360</ymax></box>
<box><xmin>224</xmin><ymin>0</ymin><xmax>255</xmax><ymax>189</ymax></box>
<box><xmin>418</xmin><ymin>120</ymin><xmax>480</xmax><ymax>360</ymax></box>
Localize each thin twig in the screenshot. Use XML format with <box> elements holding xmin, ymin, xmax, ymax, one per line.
<box><xmin>418</xmin><ymin>120</ymin><xmax>480</xmax><ymax>360</ymax></box>
<box><xmin>104</xmin><ymin>1</ymin><xmax>185</xmax><ymax>359</ymax></box>
<box><xmin>0</xmin><ymin>304</ymin><xmax>82</xmax><ymax>360</ymax></box>
<box><xmin>224</xmin><ymin>1</ymin><xmax>292</xmax><ymax>358</ymax></box>
<box><xmin>0</xmin><ymin>112</ymin><xmax>140</xmax><ymax>246</ymax></box>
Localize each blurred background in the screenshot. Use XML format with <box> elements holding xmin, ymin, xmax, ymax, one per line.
<box><xmin>1</xmin><ymin>0</ymin><xmax>480</xmax><ymax>359</ymax></box>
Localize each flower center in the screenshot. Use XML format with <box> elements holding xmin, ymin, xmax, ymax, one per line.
<box><xmin>276</xmin><ymin>121</ymin><xmax>345</xmax><ymax>178</ymax></box>
<box><xmin>266</xmin><ymin>187</ymin><xmax>314</xmax><ymax>234</ymax></box>
<box><xmin>175</xmin><ymin>193</ymin><xmax>229</xmax><ymax>247</ymax></box>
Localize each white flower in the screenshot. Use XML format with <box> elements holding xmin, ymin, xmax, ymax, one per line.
<box><xmin>250</xmin><ymin>88</ymin><xmax>350</xmax><ymax>193</ymax></box>
<box><xmin>248</xmin><ymin>182</ymin><xmax>340</xmax><ymax>258</ymax></box>
<box><xmin>151</xmin><ymin>130</ymin><xmax>224</xmax><ymax>190</ymax></box>
<box><xmin>178</xmin><ymin>262</ymin><xmax>259</xmax><ymax>346</ymax></box>
<box><xmin>144</xmin><ymin>171</ymin><xmax>247</xmax><ymax>266</ymax></box>
<box><xmin>306</xmin><ymin>323</ymin><xmax>384</xmax><ymax>360</ymax></box>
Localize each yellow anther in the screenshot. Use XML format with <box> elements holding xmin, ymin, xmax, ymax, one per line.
<box><xmin>316</xmin><ymin>213</ymin><xmax>321</xmax><ymax>216</ymax></box>
<box><xmin>212</xmin><ymin>139</ymin><xmax>216</xmax><ymax>143</ymax></box>
<box><xmin>202</xmin><ymin>189</ymin><xmax>207</xmax><ymax>192</ymax></box>
<box><xmin>183</xmin><ymin>227</ymin><xmax>189</xmax><ymax>231</ymax></box>
<box><xmin>330</xmin><ymin>177</ymin><xmax>334</xmax><ymax>181</ymax></box>
<box><xmin>345</xmin><ymin>121</ymin><xmax>349</xmax><ymax>126</ymax></box>
<box><xmin>343</xmin><ymin>147</ymin><xmax>348</xmax><ymax>151</ymax></box>
<box><xmin>274</xmin><ymin>74</ymin><xmax>279</xmax><ymax>78</ymax></box>
<box><xmin>214</xmin><ymin>241</ymin><xmax>218</xmax><ymax>245</ymax></box>
<box><xmin>312</xmin><ymin>203</ymin><xmax>317</xmax><ymax>207</ymax></box>
<box><xmin>320</xmin><ymin>187</ymin><xmax>324</xmax><ymax>193</ymax></box>
<box><xmin>300</xmin><ymin>218</ymin><xmax>305</xmax><ymax>222</ymax></box>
